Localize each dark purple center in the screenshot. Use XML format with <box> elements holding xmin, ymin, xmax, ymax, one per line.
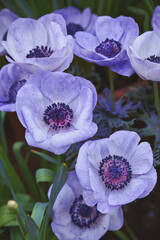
<box><xmin>95</xmin><ymin>38</ymin><xmax>122</xmax><ymax>58</ymax></box>
<box><xmin>99</xmin><ymin>155</ymin><xmax>132</xmax><ymax>190</ymax></box>
<box><xmin>0</xmin><ymin>79</ymin><xmax>26</xmax><ymax>104</ymax></box>
<box><xmin>43</xmin><ymin>102</ymin><xmax>73</xmax><ymax>130</ymax></box>
<box><xmin>146</xmin><ymin>55</ymin><xmax>160</xmax><ymax>63</ymax></box>
<box><xmin>70</xmin><ymin>195</ymin><xmax>100</xmax><ymax>228</ymax></box>
<box><xmin>67</xmin><ymin>23</ymin><xmax>84</xmax><ymax>36</ymax></box>
<box><xmin>26</xmin><ymin>45</ymin><xmax>53</xmax><ymax>58</ymax></box>
<box><xmin>2</xmin><ymin>30</ymin><xmax>8</xmax><ymax>41</ymax></box>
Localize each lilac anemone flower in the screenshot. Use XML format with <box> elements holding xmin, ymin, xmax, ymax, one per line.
<box><xmin>0</xmin><ymin>64</ymin><xmax>31</xmax><ymax>112</ymax></box>
<box><xmin>152</xmin><ymin>5</ymin><xmax>160</xmax><ymax>30</ymax></box>
<box><xmin>48</xmin><ymin>171</ymin><xmax>123</xmax><ymax>240</ymax></box>
<box><xmin>128</xmin><ymin>30</ymin><xmax>160</xmax><ymax>81</ymax></box>
<box><xmin>74</xmin><ymin>15</ymin><xmax>139</xmax><ymax>76</ymax></box>
<box><xmin>0</xmin><ymin>8</ymin><xmax>18</xmax><ymax>55</ymax></box>
<box><xmin>16</xmin><ymin>71</ymin><xmax>97</xmax><ymax>155</ymax></box>
<box><xmin>54</xmin><ymin>6</ymin><xmax>97</xmax><ymax>36</ymax></box>
<box><xmin>76</xmin><ymin>130</ymin><xmax>157</xmax><ymax>213</ymax></box>
<box><xmin>2</xmin><ymin>13</ymin><xmax>74</xmax><ymax>73</ymax></box>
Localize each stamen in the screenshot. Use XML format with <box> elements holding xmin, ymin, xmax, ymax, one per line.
<box><xmin>70</xmin><ymin>195</ymin><xmax>100</xmax><ymax>228</ymax></box>
<box><xmin>95</xmin><ymin>38</ymin><xmax>121</xmax><ymax>58</ymax></box>
<box><xmin>26</xmin><ymin>45</ymin><xmax>53</xmax><ymax>58</ymax></box>
<box><xmin>146</xmin><ymin>55</ymin><xmax>160</xmax><ymax>63</ymax></box>
<box><xmin>43</xmin><ymin>102</ymin><xmax>73</xmax><ymax>130</ymax></box>
<box><xmin>67</xmin><ymin>23</ymin><xmax>84</xmax><ymax>36</ymax></box>
<box><xmin>99</xmin><ymin>155</ymin><xmax>132</xmax><ymax>190</ymax></box>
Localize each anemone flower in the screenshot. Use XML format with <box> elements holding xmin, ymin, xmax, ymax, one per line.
<box><xmin>74</xmin><ymin>15</ymin><xmax>139</xmax><ymax>76</ymax></box>
<box><xmin>128</xmin><ymin>30</ymin><xmax>160</xmax><ymax>81</ymax></box>
<box><xmin>0</xmin><ymin>8</ymin><xmax>18</xmax><ymax>55</ymax></box>
<box><xmin>16</xmin><ymin>71</ymin><xmax>97</xmax><ymax>154</ymax></box>
<box><xmin>0</xmin><ymin>64</ymin><xmax>31</xmax><ymax>112</ymax></box>
<box><xmin>54</xmin><ymin>6</ymin><xmax>97</xmax><ymax>36</ymax></box>
<box><xmin>2</xmin><ymin>13</ymin><xmax>74</xmax><ymax>73</ymax></box>
<box><xmin>76</xmin><ymin>130</ymin><xmax>157</xmax><ymax>213</ymax></box>
<box><xmin>48</xmin><ymin>171</ymin><xmax>123</xmax><ymax>240</ymax></box>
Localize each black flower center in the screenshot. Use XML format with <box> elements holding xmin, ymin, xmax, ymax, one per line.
<box><xmin>99</xmin><ymin>155</ymin><xmax>132</xmax><ymax>190</ymax></box>
<box><xmin>95</xmin><ymin>38</ymin><xmax>122</xmax><ymax>58</ymax></box>
<box><xmin>146</xmin><ymin>55</ymin><xmax>160</xmax><ymax>63</ymax></box>
<box><xmin>0</xmin><ymin>79</ymin><xmax>26</xmax><ymax>104</ymax></box>
<box><xmin>67</xmin><ymin>23</ymin><xmax>84</xmax><ymax>36</ymax></box>
<box><xmin>26</xmin><ymin>45</ymin><xmax>53</xmax><ymax>58</ymax></box>
<box><xmin>70</xmin><ymin>195</ymin><xmax>100</xmax><ymax>228</ymax></box>
<box><xmin>43</xmin><ymin>102</ymin><xmax>73</xmax><ymax>130</ymax></box>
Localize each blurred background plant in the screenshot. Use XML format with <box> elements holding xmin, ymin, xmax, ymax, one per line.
<box><xmin>0</xmin><ymin>0</ymin><xmax>160</xmax><ymax>240</ymax></box>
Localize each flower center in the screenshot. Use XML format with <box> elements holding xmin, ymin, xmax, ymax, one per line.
<box><xmin>43</xmin><ymin>102</ymin><xmax>73</xmax><ymax>130</ymax></box>
<box><xmin>146</xmin><ymin>55</ymin><xmax>160</xmax><ymax>63</ymax></box>
<box><xmin>70</xmin><ymin>195</ymin><xmax>100</xmax><ymax>228</ymax></box>
<box><xmin>67</xmin><ymin>23</ymin><xmax>84</xmax><ymax>36</ymax></box>
<box><xmin>26</xmin><ymin>45</ymin><xmax>53</xmax><ymax>58</ymax></box>
<box><xmin>99</xmin><ymin>155</ymin><xmax>132</xmax><ymax>190</ymax></box>
<box><xmin>2</xmin><ymin>30</ymin><xmax>8</xmax><ymax>41</ymax></box>
<box><xmin>95</xmin><ymin>38</ymin><xmax>122</xmax><ymax>58</ymax></box>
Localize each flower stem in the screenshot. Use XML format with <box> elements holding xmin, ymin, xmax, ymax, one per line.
<box><xmin>153</xmin><ymin>82</ymin><xmax>160</xmax><ymax>117</ymax></box>
<box><xmin>125</xmin><ymin>222</ymin><xmax>138</xmax><ymax>240</ymax></box>
<box><xmin>108</xmin><ymin>69</ymin><xmax>115</xmax><ymax>112</ymax></box>
<box><xmin>113</xmin><ymin>230</ymin><xmax>130</xmax><ymax>240</ymax></box>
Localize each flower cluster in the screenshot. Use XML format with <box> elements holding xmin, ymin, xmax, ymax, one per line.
<box><xmin>0</xmin><ymin>4</ymin><xmax>158</xmax><ymax>240</ymax></box>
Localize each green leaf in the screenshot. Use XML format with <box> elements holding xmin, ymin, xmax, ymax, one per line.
<box><xmin>40</xmin><ymin>164</ymin><xmax>68</xmax><ymax>240</ymax></box>
<box><xmin>25</xmin><ymin>216</ymin><xmax>40</xmax><ymax>240</ymax></box>
<box><xmin>0</xmin><ymin>158</ymin><xmax>26</xmax><ymax>219</ymax></box>
<box><xmin>13</xmin><ymin>142</ymin><xmax>40</xmax><ymax>200</ymax></box>
<box><xmin>36</xmin><ymin>169</ymin><xmax>55</xmax><ymax>183</ymax></box>
<box><xmin>0</xmin><ymin>144</ymin><xmax>27</xmax><ymax>194</ymax></box>
<box><xmin>0</xmin><ymin>205</ymin><xmax>17</xmax><ymax>227</ymax></box>
<box><xmin>31</xmin><ymin>202</ymin><xmax>48</xmax><ymax>228</ymax></box>
<box><xmin>10</xmin><ymin>227</ymin><xmax>24</xmax><ymax>240</ymax></box>
<box><xmin>32</xmin><ymin>150</ymin><xmax>61</xmax><ymax>165</ymax></box>
<box><xmin>14</xmin><ymin>0</ymin><xmax>36</xmax><ymax>17</ymax></box>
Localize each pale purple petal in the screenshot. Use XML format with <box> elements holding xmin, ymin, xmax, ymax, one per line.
<box><xmin>108</xmin><ymin>177</ymin><xmax>147</xmax><ymax>205</ymax></box>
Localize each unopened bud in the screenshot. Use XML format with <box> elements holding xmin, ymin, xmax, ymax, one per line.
<box><xmin>7</xmin><ymin>200</ymin><xmax>19</xmax><ymax>215</ymax></box>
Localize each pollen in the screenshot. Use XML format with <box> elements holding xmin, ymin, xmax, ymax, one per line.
<box><xmin>43</xmin><ymin>102</ymin><xmax>73</xmax><ymax>130</ymax></box>
<box><xmin>99</xmin><ymin>155</ymin><xmax>132</xmax><ymax>190</ymax></box>
<box><xmin>95</xmin><ymin>38</ymin><xmax>122</xmax><ymax>58</ymax></box>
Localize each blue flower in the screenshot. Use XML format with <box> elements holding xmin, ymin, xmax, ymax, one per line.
<box><xmin>16</xmin><ymin>71</ymin><xmax>97</xmax><ymax>154</ymax></box>
<box><xmin>48</xmin><ymin>171</ymin><xmax>123</xmax><ymax>240</ymax></box>
<box><xmin>76</xmin><ymin>130</ymin><xmax>157</xmax><ymax>213</ymax></box>
<box><xmin>128</xmin><ymin>30</ymin><xmax>160</xmax><ymax>81</ymax></box>
<box><xmin>2</xmin><ymin>13</ymin><xmax>74</xmax><ymax>73</ymax></box>
<box><xmin>54</xmin><ymin>6</ymin><xmax>97</xmax><ymax>36</ymax></box>
<box><xmin>74</xmin><ymin>15</ymin><xmax>139</xmax><ymax>76</ymax></box>
<box><xmin>0</xmin><ymin>63</ymin><xmax>31</xmax><ymax>112</ymax></box>
<box><xmin>0</xmin><ymin>8</ymin><xmax>18</xmax><ymax>55</ymax></box>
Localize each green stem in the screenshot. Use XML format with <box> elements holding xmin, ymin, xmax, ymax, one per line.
<box><xmin>153</xmin><ymin>82</ymin><xmax>160</xmax><ymax>117</ymax></box>
<box><xmin>113</xmin><ymin>230</ymin><xmax>130</xmax><ymax>240</ymax></box>
<box><xmin>108</xmin><ymin>69</ymin><xmax>115</xmax><ymax>112</ymax></box>
<box><xmin>125</xmin><ymin>222</ymin><xmax>138</xmax><ymax>240</ymax></box>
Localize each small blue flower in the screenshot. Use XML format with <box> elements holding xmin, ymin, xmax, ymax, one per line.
<box><xmin>76</xmin><ymin>130</ymin><xmax>157</xmax><ymax>213</ymax></box>
<box><xmin>16</xmin><ymin>71</ymin><xmax>97</xmax><ymax>154</ymax></box>
<box><xmin>48</xmin><ymin>171</ymin><xmax>123</xmax><ymax>240</ymax></box>
<box><xmin>0</xmin><ymin>8</ymin><xmax>18</xmax><ymax>55</ymax></box>
<box><xmin>54</xmin><ymin>6</ymin><xmax>97</xmax><ymax>36</ymax></box>
<box><xmin>2</xmin><ymin>13</ymin><xmax>74</xmax><ymax>73</ymax></box>
<box><xmin>74</xmin><ymin>15</ymin><xmax>139</xmax><ymax>76</ymax></box>
<box><xmin>0</xmin><ymin>64</ymin><xmax>31</xmax><ymax>112</ymax></box>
